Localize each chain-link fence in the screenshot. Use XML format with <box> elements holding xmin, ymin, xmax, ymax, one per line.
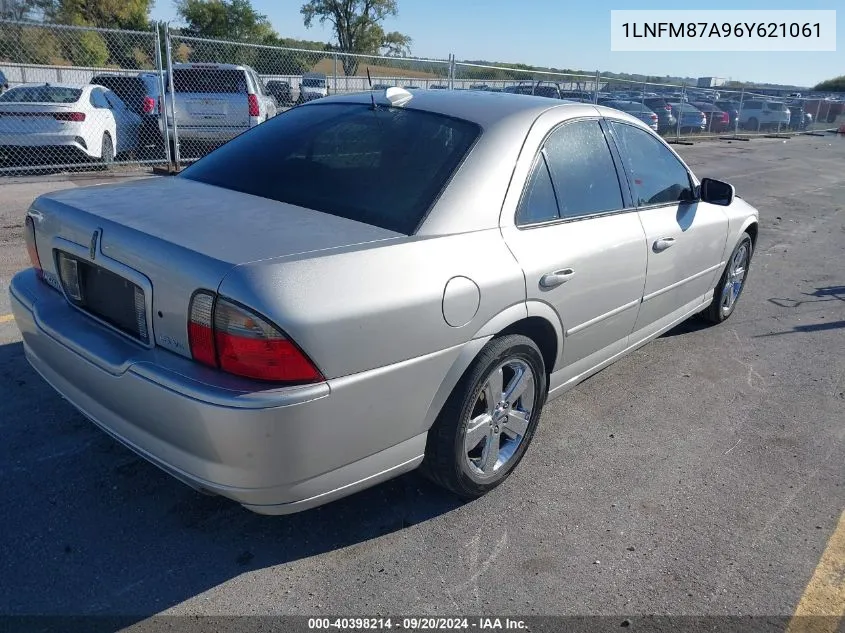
<box><xmin>0</xmin><ymin>18</ymin><xmax>842</xmax><ymax>174</ymax></box>
<box><xmin>165</xmin><ymin>32</ymin><xmax>451</xmax><ymax>164</ymax></box>
<box><xmin>0</xmin><ymin>19</ymin><xmax>168</xmax><ymax>173</ymax></box>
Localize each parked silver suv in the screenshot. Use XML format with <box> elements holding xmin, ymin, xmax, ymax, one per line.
<box><xmin>165</xmin><ymin>63</ymin><xmax>276</xmax><ymax>148</ymax></box>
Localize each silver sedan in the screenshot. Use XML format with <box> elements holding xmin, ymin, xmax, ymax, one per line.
<box><xmin>10</xmin><ymin>88</ymin><xmax>759</xmax><ymax>514</ymax></box>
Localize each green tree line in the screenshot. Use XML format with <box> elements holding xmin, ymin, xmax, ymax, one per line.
<box><xmin>814</xmin><ymin>76</ymin><xmax>845</xmax><ymax>92</ymax></box>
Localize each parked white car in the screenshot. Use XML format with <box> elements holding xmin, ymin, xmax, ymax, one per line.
<box><xmin>0</xmin><ymin>82</ymin><xmax>140</xmax><ymax>166</ymax></box>
<box><xmin>298</xmin><ymin>72</ymin><xmax>328</xmax><ymax>103</ymax></box>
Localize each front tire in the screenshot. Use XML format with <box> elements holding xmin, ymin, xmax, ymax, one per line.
<box><xmin>421</xmin><ymin>334</ymin><xmax>547</xmax><ymax>499</ymax></box>
<box><xmin>704</xmin><ymin>233</ymin><xmax>753</xmax><ymax>324</ymax></box>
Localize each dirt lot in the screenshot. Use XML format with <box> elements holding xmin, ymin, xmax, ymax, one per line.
<box><xmin>0</xmin><ymin>135</ymin><xmax>843</xmax><ymax>628</ymax></box>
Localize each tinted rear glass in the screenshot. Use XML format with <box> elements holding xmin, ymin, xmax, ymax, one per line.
<box><xmin>173</xmin><ymin>68</ymin><xmax>246</xmax><ymax>93</ymax></box>
<box><xmin>533</xmin><ymin>86</ymin><xmax>559</xmax><ymax>98</ymax></box>
<box><xmin>180</xmin><ymin>103</ymin><xmax>480</xmax><ymax>235</ymax></box>
<box><xmin>92</xmin><ymin>76</ymin><xmax>146</xmax><ymax>109</ymax></box>
<box><xmin>302</xmin><ymin>77</ymin><xmax>326</xmax><ymax>87</ymax></box>
<box><xmin>0</xmin><ymin>86</ymin><xmax>81</xmax><ymax>103</ymax></box>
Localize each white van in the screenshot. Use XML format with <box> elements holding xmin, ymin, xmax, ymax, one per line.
<box><xmin>299</xmin><ymin>72</ymin><xmax>328</xmax><ymax>103</ymax></box>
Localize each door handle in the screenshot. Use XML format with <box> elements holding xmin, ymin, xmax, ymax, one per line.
<box><xmin>540</xmin><ymin>268</ymin><xmax>575</xmax><ymax>288</ymax></box>
<box><xmin>653</xmin><ymin>237</ymin><xmax>676</xmax><ymax>252</ymax></box>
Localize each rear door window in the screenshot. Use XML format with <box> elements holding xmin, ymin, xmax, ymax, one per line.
<box><xmin>516</xmin><ymin>156</ymin><xmax>560</xmax><ymax>225</ymax></box>
<box><xmin>543</xmin><ymin>120</ymin><xmax>624</xmax><ymax>219</ymax></box>
<box><xmin>180</xmin><ymin>103</ymin><xmax>480</xmax><ymax>235</ymax></box>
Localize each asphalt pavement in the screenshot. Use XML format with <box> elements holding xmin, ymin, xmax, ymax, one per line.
<box><xmin>0</xmin><ymin>135</ymin><xmax>843</xmax><ymax>624</ymax></box>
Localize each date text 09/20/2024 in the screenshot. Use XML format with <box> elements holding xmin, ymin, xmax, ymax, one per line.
<box><xmin>307</xmin><ymin>617</ymin><xmax>528</xmax><ymax>630</ymax></box>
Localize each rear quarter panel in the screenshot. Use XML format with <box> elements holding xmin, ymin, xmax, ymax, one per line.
<box><xmin>217</xmin><ymin>230</ymin><xmax>527</xmax><ymax>380</ymax></box>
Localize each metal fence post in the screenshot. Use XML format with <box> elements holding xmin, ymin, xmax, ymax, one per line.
<box><xmin>332</xmin><ymin>52</ymin><xmax>338</xmax><ymax>94</ymax></box>
<box><xmin>448</xmin><ymin>54</ymin><xmax>455</xmax><ymax>90</ymax></box>
<box><xmin>164</xmin><ymin>24</ymin><xmax>180</xmax><ymax>170</ymax></box>
<box><xmin>735</xmin><ymin>87</ymin><xmax>744</xmax><ymax>135</ymax></box>
<box><xmin>153</xmin><ymin>22</ymin><xmax>172</xmax><ymax>168</ymax></box>
<box><xmin>675</xmin><ymin>84</ymin><xmax>684</xmax><ymax>140</ymax></box>
<box><xmin>821</xmin><ymin>99</ymin><xmax>831</xmax><ymax>130</ymax></box>
<box><xmin>594</xmin><ymin>70</ymin><xmax>599</xmax><ymax>104</ymax></box>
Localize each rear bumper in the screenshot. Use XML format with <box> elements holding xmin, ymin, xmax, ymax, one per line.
<box><xmin>9</xmin><ymin>270</ymin><xmax>439</xmax><ymax>514</ymax></box>
<box><xmin>0</xmin><ymin>134</ymin><xmax>95</xmax><ymax>161</ymax></box>
<box><xmin>166</xmin><ymin>125</ymin><xmax>249</xmax><ymax>143</ymax></box>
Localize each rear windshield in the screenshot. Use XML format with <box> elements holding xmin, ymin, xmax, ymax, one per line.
<box><xmin>767</xmin><ymin>102</ymin><xmax>788</xmax><ymax>111</ymax></box>
<box><xmin>301</xmin><ymin>77</ymin><xmax>326</xmax><ymax>88</ymax></box>
<box><xmin>180</xmin><ymin>103</ymin><xmax>481</xmax><ymax>235</ymax></box>
<box><xmin>0</xmin><ymin>86</ymin><xmax>81</xmax><ymax>103</ymax></box>
<box><xmin>532</xmin><ymin>86</ymin><xmax>559</xmax><ymax>98</ymax></box>
<box><xmin>92</xmin><ymin>76</ymin><xmax>146</xmax><ymax>109</ymax></box>
<box><xmin>173</xmin><ymin>68</ymin><xmax>246</xmax><ymax>94</ymax></box>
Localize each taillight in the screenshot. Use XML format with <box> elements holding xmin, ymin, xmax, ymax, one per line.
<box><xmin>650</xmin><ymin>114</ymin><xmax>658</xmax><ymax>120</ymax></box>
<box><xmin>721</xmin><ymin>112</ymin><xmax>729</xmax><ymax>123</ymax></box>
<box><xmin>247</xmin><ymin>93</ymin><xmax>260</xmax><ymax>117</ymax></box>
<box><xmin>664</xmin><ymin>105</ymin><xmax>672</xmax><ymax>111</ymax></box>
<box><xmin>24</xmin><ymin>215</ymin><xmax>43</xmax><ymax>280</ymax></box>
<box><xmin>188</xmin><ymin>292</ymin><xmax>322</xmax><ymax>384</ymax></box>
<box><xmin>142</xmin><ymin>96</ymin><xmax>155</xmax><ymax>114</ymax></box>
<box><xmin>54</xmin><ymin>112</ymin><xmax>85</xmax><ymax>122</ymax></box>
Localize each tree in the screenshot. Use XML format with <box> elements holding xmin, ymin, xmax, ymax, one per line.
<box><xmin>0</xmin><ymin>0</ymin><xmax>51</xmax><ymax>21</ymax></box>
<box><xmin>814</xmin><ymin>76</ymin><xmax>845</xmax><ymax>92</ymax></box>
<box><xmin>175</xmin><ymin>0</ymin><xmax>314</xmax><ymax>76</ymax></box>
<box><xmin>176</xmin><ymin>0</ymin><xmax>275</xmax><ymax>43</ymax></box>
<box><xmin>42</xmin><ymin>0</ymin><xmax>153</xmax><ymax>30</ymax></box>
<box><xmin>300</xmin><ymin>0</ymin><xmax>411</xmax><ymax>75</ymax></box>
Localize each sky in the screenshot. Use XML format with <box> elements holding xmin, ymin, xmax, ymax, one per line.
<box><xmin>150</xmin><ymin>0</ymin><xmax>843</xmax><ymax>87</ymax></box>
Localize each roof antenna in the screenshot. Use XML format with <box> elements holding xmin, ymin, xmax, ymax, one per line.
<box><xmin>367</xmin><ymin>67</ymin><xmax>377</xmax><ymax>110</ymax></box>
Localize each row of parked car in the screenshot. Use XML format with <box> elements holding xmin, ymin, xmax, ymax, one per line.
<box><xmin>465</xmin><ymin>82</ymin><xmax>823</xmax><ymax>133</ymax></box>
<box><xmin>0</xmin><ymin>63</ymin><xmax>840</xmax><ymax>168</ymax></box>
<box><xmin>0</xmin><ymin>63</ymin><xmax>331</xmax><ymax>166</ymax></box>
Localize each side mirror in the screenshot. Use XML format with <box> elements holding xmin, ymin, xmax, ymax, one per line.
<box><xmin>699</xmin><ymin>177</ymin><xmax>735</xmax><ymax>206</ymax></box>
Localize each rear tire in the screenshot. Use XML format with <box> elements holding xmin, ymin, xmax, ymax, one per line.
<box><xmin>100</xmin><ymin>134</ymin><xmax>114</xmax><ymax>169</ymax></box>
<box><xmin>747</xmin><ymin>117</ymin><xmax>759</xmax><ymax>131</ymax></box>
<box><xmin>703</xmin><ymin>233</ymin><xmax>753</xmax><ymax>324</ymax></box>
<box><xmin>420</xmin><ymin>334</ymin><xmax>547</xmax><ymax>499</ymax></box>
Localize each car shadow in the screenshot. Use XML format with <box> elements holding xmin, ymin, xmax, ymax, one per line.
<box><xmin>768</xmin><ymin>285</ymin><xmax>845</xmax><ymax>309</ymax></box>
<box><xmin>660</xmin><ymin>313</ymin><xmax>711</xmax><ymax>337</ymax></box>
<box><xmin>0</xmin><ymin>340</ymin><xmax>464</xmax><ymax>623</ymax></box>
<box><xmin>754</xmin><ymin>319</ymin><xmax>845</xmax><ymax>337</ymax></box>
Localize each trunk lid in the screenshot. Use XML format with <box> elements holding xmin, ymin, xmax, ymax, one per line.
<box><xmin>0</xmin><ymin>103</ymin><xmax>80</xmax><ymax>133</ymax></box>
<box><xmin>29</xmin><ymin>177</ymin><xmax>402</xmax><ymax>358</ymax></box>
